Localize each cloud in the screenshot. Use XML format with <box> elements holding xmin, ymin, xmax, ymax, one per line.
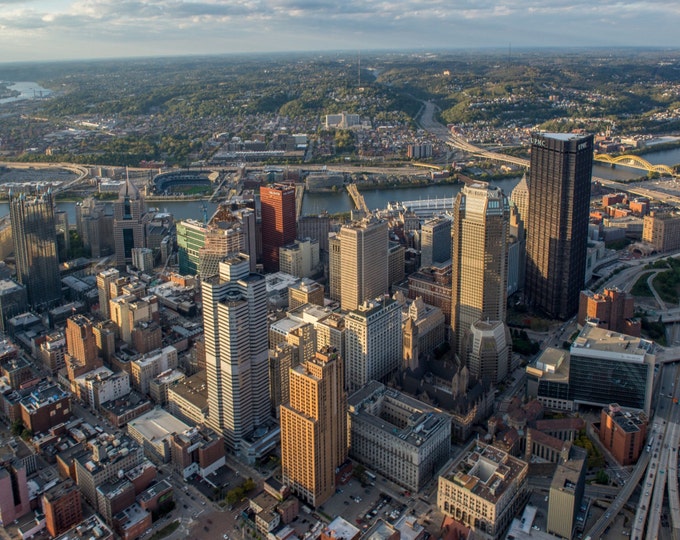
<box><xmin>0</xmin><ymin>0</ymin><xmax>678</xmax><ymax>61</ymax></box>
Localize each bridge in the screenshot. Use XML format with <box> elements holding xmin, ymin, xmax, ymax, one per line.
<box><xmin>447</xmin><ymin>135</ymin><xmax>530</xmax><ymax>168</ymax></box>
<box><xmin>346</xmin><ymin>184</ymin><xmax>369</xmax><ymax>214</ymax></box>
<box><xmin>445</xmin><ymin>136</ymin><xmax>680</xmax><ymax>208</ymax></box>
<box><xmin>594</xmin><ymin>154</ymin><xmax>675</xmax><ymax>176</ymax></box>
<box><xmin>295</xmin><ymin>184</ymin><xmax>305</xmax><ymax>218</ymax></box>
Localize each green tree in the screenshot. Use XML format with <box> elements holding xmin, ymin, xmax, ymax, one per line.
<box><xmin>595</xmin><ymin>469</ymin><xmax>609</xmax><ymax>485</ymax></box>
<box><xmin>11</xmin><ymin>419</ymin><xmax>24</xmax><ymax>436</ymax></box>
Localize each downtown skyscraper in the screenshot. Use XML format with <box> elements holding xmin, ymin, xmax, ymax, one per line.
<box><xmin>338</xmin><ymin>217</ymin><xmax>388</xmax><ymax>312</ymax></box>
<box><xmin>201</xmin><ymin>254</ymin><xmax>269</xmax><ymax>453</ymax></box>
<box><xmin>260</xmin><ymin>184</ymin><xmax>296</xmax><ymax>273</ymax></box>
<box><xmin>113</xmin><ymin>178</ymin><xmax>146</xmax><ymax>268</ymax></box>
<box><xmin>525</xmin><ymin>133</ymin><xmax>593</xmax><ymax>320</ymax></box>
<box><xmin>280</xmin><ymin>347</ymin><xmax>347</xmax><ymax>507</ymax></box>
<box><xmin>451</xmin><ymin>183</ymin><xmax>509</xmax><ymax>361</ymax></box>
<box><xmin>10</xmin><ymin>189</ymin><xmax>62</xmax><ymax>309</ymax></box>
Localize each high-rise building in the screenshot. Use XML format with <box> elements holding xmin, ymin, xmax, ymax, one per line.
<box><xmin>642</xmin><ymin>211</ymin><xmax>680</xmax><ymax>252</ymax></box>
<box><xmin>345</xmin><ymin>297</ymin><xmax>402</xmax><ymax>392</ymax></box>
<box><xmin>508</xmin><ymin>204</ymin><xmax>525</xmax><ymax>295</ymax></box>
<box><xmin>288</xmin><ymin>278</ymin><xmax>325</xmax><ymax>310</ymax></box>
<box><xmin>510</xmin><ymin>172</ymin><xmax>529</xmax><ymax>227</ymax></box>
<box><xmin>9</xmin><ymin>190</ymin><xmax>62</xmax><ymax>309</ymax></box>
<box><xmin>466</xmin><ymin>320</ymin><xmax>513</xmax><ymax>385</ymax></box>
<box><xmin>260</xmin><ymin>184</ymin><xmax>296</xmax><ymax>273</ymax></box>
<box><xmin>42</xmin><ymin>479</ymin><xmax>83</xmax><ymax>538</ymax></box>
<box><xmin>113</xmin><ymin>178</ymin><xmax>146</xmax><ymax>268</ymax></box>
<box><xmin>451</xmin><ymin>183</ymin><xmax>509</xmax><ymax>358</ymax></box>
<box><xmin>109</xmin><ymin>294</ymin><xmax>158</xmax><ymax>346</ymax></box>
<box><xmin>546</xmin><ymin>444</ymin><xmax>587</xmax><ymax>540</ymax></box>
<box><xmin>65</xmin><ymin>314</ymin><xmax>99</xmax><ymax>366</ymax></box>
<box><xmin>525</xmin><ymin>133</ymin><xmax>593</xmax><ymax>319</ymax></box>
<box><xmin>598</xmin><ymin>403</ymin><xmax>648</xmax><ymax>466</ymax></box>
<box><xmin>339</xmin><ymin>218</ymin><xmax>388</xmax><ymax>311</ymax></box>
<box><xmin>281</xmin><ymin>347</ymin><xmax>347</xmax><ymax>507</ymax></box>
<box><xmin>97</xmin><ymin>268</ymin><xmax>120</xmax><ymax>320</ymax></box>
<box><xmin>0</xmin><ymin>279</ymin><xmax>27</xmax><ymax>334</ymax></box>
<box><xmin>328</xmin><ymin>233</ymin><xmax>342</xmax><ymax>301</ymax></box>
<box><xmin>0</xmin><ymin>458</ymin><xmax>30</xmax><ymax>525</ymax></box>
<box><xmin>420</xmin><ymin>216</ymin><xmax>452</xmax><ymax>268</ymax></box>
<box><xmin>75</xmin><ymin>197</ymin><xmax>114</xmax><ymax>258</ymax></box>
<box><xmin>177</xmin><ymin>216</ymin><xmax>249</xmax><ymax>278</ymax></box>
<box><xmin>202</xmin><ymin>255</ymin><xmax>270</xmax><ymax>453</ymax></box>
<box><xmin>269</xmin><ymin>343</ymin><xmax>296</xmax><ymax>419</ymax></box>
<box><xmin>569</xmin><ymin>323</ymin><xmax>655</xmax><ymax>413</ymax></box>
<box><xmin>279</xmin><ymin>238</ymin><xmax>320</xmax><ymax>278</ymax></box>
<box><xmin>578</xmin><ymin>287</ymin><xmax>639</xmax><ymax>336</ymax></box>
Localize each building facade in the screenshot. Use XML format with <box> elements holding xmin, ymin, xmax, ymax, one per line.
<box><xmin>348</xmin><ymin>381</ymin><xmax>450</xmax><ymax>492</ymax></box>
<box><xmin>113</xmin><ymin>179</ymin><xmax>146</xmax><ymax>268</ymax></box>
<box><xmin>642</xmin><ymin>212</ymin><xmax>680</xmax><ymax>252</ymax></box>
<box><xmin>598</xmin><ymin>403</ymin><xmax>648</xmax><ymax>466</ymax></box>
<box><xmin>260</xmin><ymin>184</ymin><xmax>297</xmax><ymax>272</ymax></box>
<box><xmin>525</xmin><ymin>133</ymin><xmax>594</xmax><ymax>319</ymax></box>
<box><xmin>281</xmin><ymin>347</ymin><xmax>348</xmax><ymax>507</ymax></box>
<box><xmin>569</xmin><ymin>323</ymin><xmax>655</xmax><ymax>413</ymax></box>
<box><xmin>339</xmin><ymin>218</ymin><xmax>388</xmax><ymax>311</ymax></box>
<box><xmin>420</xmin><ymin>216</ymin><xmax>452</xmax><ymax>268</ymax></box>
<box><xmin>451</xmin><ymin>183</ymin><xmax>509</xmax><ymax>359</ymax></box>
<box><xmin>42</xmin><ymin>479</ymin><xmax>83</xmax><ymax>538</ymax></box>
<box><xmin>202</xmin><ymin>255</ymin><xmax>270</xmax><ymax>453</ymax></box>
<box><xmin>578</xmin><ymin>287</ymin><xmax>639</xmax><ymax>337</ymax></box>
<box><xmin>279</xmin><ymin>238</ymin><xmax>320</xmax><ymax>278</ymax></box>
<box><xmin>9</xmin><ymin>190</ymin><xmax>62</xmax><ymax>309</ymax></box>
<box><xmin>466</xmin><ymin>320</ymin><xmax>513</xmax><ymax>385</ymax></box>
<box><xmin>546</xmin><ymin>444</ymin><xmax>587</xmax><ymax>540</ymax></box>
<box><xmin>437</xmin><ymin>441</ymin><xmax>529</xmax><ymax>540</ymax></box>
<box><xmin>345</xmin><ymin>297</ymin><xmax>402</xmax><ymax>393</ymax></box>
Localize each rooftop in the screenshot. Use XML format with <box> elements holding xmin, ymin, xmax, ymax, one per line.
<box><xmin>571</xmin><ymin>323</ymin><xmax>653</xmax><ymax>363</ymax></box>
<box><xmin>324</xmin><ymin>516</ymin><xmax>360</xmax><ymax>540</ymax></box>
<box><xmin>442</xmin><ymin>441</ymin><xmax>528</xmax><ymax>505</ymax></box>
<box><xmin>54</xmin><ymin>514</ymin><xmax>113</xmax><ymax>540</ymax></box>
<box><xmin>348</xmin><ymin>381</ymin><xmax>449</xmax><ymax>449</ymax></box>
<box><xmin>603</xmin><ymin>404</ymin><xmax>648</xmax><ymax>433</ymax></box>
<box><xmin>128</xmin><ymin>407</ymin><xmax>190</xmax><ymax>442</ymax></box>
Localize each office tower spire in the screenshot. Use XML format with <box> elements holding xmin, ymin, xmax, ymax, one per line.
<box><xmin>113</xmin><ymin>177</ymin><xmax>146</xmax><ymax>268</ymax></box>
<box><xmin>525</xmin><ymin>133</ymin><xmax>593</xmax><ymax>319</ymax></box>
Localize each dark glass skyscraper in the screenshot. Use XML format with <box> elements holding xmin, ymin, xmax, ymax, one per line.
<box><xmin>113</xmin><ymin>178</ymin><xmax>146</xmax><ymax>268</ymax></box>
<box><xmin>525</xmin><ymin>133</ymin><xmax>593</xmax><ymax>320</ymax></box>
<box><xmin>10</xmin><ymin>189</ymin><xmax>62</xmax><ymax>309</ymax></box>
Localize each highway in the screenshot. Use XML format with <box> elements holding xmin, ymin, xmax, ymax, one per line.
<box><xmin>585</xmin><ymin>363</ymin><xmax>680</xmax><ymax>540</ymax></box>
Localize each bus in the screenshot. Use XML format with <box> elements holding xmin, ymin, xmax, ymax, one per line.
<box><xmin>365</xmin><ymin>471</ymin><xmax>377</xmax><ymax>481</ymax></box>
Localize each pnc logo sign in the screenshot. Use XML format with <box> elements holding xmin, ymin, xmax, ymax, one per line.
<box><xmin>577</xmin><ymin>142</ymin><xmax>589</xmax><ymax>151</ymax></box>
<box><xmin>530</xmin><ymin>137</ymin><xmax>545</xmax><ymax>147</ymax></box>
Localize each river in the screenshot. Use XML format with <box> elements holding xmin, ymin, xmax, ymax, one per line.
<box><xmin>0</xmin><ymin>81</ymin><xmax>52</xmax><ymax>104</ymax></box>
<box><xmin>0</xmin><ymin>178</ymin><xmax>523</xmax><ymax>224</ymax></box>
<box><xmin>0</xmin><ymin>144</ymin><xmax>677</xmax><ymax>223</ymax></box>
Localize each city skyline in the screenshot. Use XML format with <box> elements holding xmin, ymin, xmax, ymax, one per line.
<box><xmin>0</xmin><ymin>1</ymin><xmax>678</xmax><ymax>63</ymax></box>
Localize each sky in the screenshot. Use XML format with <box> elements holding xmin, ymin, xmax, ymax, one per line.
<box><xmin>0</xmin><ymin>0</ymin><xmax>679</xmax><ymax>63</ymax></box>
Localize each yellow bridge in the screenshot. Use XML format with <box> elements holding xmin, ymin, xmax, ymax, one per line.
<box><xmin>594</xmin><ymin>154</ymin><xmax>675</xmax><ymax>176</ymax></box>
<box><xmin>346</xmin><ymin>184</ymin><xmax>369</xmax><ymax>214</ymax></box>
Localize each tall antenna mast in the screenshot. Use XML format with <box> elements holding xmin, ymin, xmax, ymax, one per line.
<box><xmin>358</xmin><ymin>50</ymin><xmax>361</xmax><ymax>89</ymax></box>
